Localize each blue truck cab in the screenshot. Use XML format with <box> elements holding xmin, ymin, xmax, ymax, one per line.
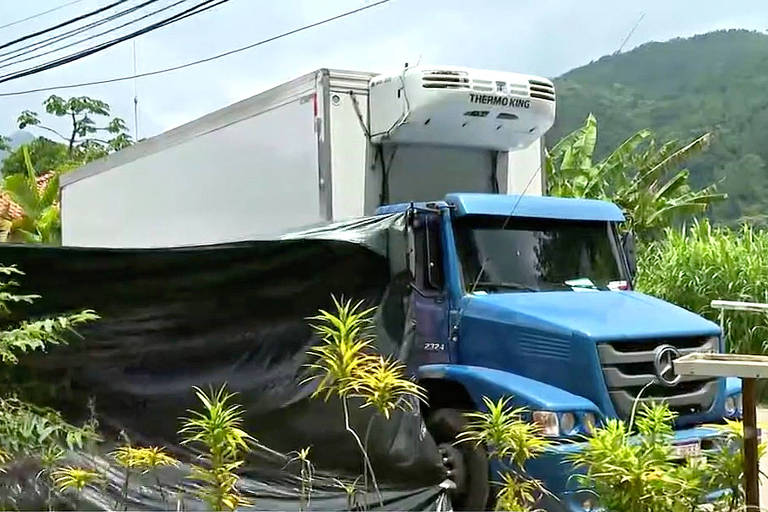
<box><xmin>376</xmin><ymin>193</ymin><xmax>743</xmax><ymax>511</ymax></box>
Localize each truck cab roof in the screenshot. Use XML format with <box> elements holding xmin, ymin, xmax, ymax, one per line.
<box><xmin>376</xmin><ymin>193</ymin><xmax>625</xmax><ymax>222</ymax></box>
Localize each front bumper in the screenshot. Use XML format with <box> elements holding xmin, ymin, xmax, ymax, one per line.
<box><xmin>502</xmin><ymin>426</ymin><xmax>728</xmax><ymax>512</ymax></box>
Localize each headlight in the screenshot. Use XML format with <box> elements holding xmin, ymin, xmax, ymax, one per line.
<box><xmin>532</xmin><ymin>411</ymin><xmax>560</xmax><ymax>436</ymax></box>
<box><xmin>583</xmin><ymin>413</ymin><xmax>597</xmax><ymax>435</ymax></box>
<box><xmin>559</xmin><ymin>412</ymin><xmax>576</xmax><ymax>435</ymax></box>
<box><xmin>725</xmin><ymin>393</ymin><xmax>743</xmax><ymax>417</ymax></box>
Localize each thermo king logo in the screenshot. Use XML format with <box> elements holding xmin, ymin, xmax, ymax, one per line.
<box><xmin>469</xmin><ymin>93</ymin><xmax>531</xmax><ymax>108</ymax></box>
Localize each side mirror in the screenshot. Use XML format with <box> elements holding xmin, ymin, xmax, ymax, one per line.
<box><xmin>621</xmin><ymin>231</ymin><xmax>637</xmax><ymax>279</ymax></box>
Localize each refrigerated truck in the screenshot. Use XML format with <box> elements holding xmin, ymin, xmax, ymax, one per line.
<box><xmin>60</xmin><ymin>66</ymin><xmax>551</xmax><ymax>248</ymax></box>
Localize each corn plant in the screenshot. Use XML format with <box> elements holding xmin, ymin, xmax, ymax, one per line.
<box><xmin>304</xmin><ymin>296</ymin><xmax>427</xmax><ymax>506</ymax></box>
<box><xmin>458</xmin><ymin>396</ymin><xmax>550</xmax><ymax>511</ymax></box>
<box><xmin>636</xmin><ymin>219</ymin><xmax>768</xmax><ymax>355</ymax></box>
<box><xmin>179</xmin><ymin>384</ymin><xmax>252</xmax><ymax>511</ymax></box>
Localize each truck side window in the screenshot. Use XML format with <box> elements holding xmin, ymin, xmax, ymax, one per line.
<box><xmin>412</xmin><ymin>214</ymin><xmax>444</xmax><ymax>293</ymax></box>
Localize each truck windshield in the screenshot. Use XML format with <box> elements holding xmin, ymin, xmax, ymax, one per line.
<box><xmin>454</xmin><ymin>215</ymin><xmax>625</xmax><ymax>292</ymax></box>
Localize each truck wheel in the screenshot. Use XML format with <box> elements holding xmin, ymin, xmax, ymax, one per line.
<box><xmin>426</xmin><ymin>408</ymin><xmax>490</xmax><ymax>510</ymax></box>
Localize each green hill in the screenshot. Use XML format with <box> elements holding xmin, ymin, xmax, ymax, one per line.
<box><xmin>549</xmin><ymin>29</ymin><xmax>768</xmax><ymax>225</ymax></box>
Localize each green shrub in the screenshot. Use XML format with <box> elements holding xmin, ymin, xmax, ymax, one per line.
<box><xmin>570</xmin><ymin>402</ymin><xmax>763</xmax><ymax>512</ymax></box>
<box><xmin>636</xmin><ymin>219</ymin><xmax>768</xmax><ymax>353</ymax></box>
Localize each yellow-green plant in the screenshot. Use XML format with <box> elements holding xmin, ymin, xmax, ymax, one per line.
<box><xmin>569</xmin><ymin>402</ymin><xmax>707</xmax><ymax>512</ymax></box>
<box><xmin>333</xmin><ymin>476</ymin><xmax>363</xmax><ymax>511</ymax></box>
<box><xmin>305</xmin><ymin>297</ymin><xmax>381</xmax><ymax>501</ymax></box>
<box><xmin>494</xmin><ymin>472</ymin><xmax>543</xmax><ymax>512</ymax></box>
<box><xmin>352</xmin><ymin>355</ymin><xmax>426</xmax><ymax>419</ymax></box>
<box><xmin>305</xmin><ymin>296</ymin><xmax>427</xmax><ymax>506</ymax></box>
<box><xmin>287</xmin><ymin>446</ymin><xmax>314</xmax><ymax>512</ymax></box>
<box><xmin>306</xmin><ymin>297</ymin><xmax>377</xmax><ymax>400</ymax></box>
<box><xmin>458</xmin><ymin>396</ymin><xmax>550</xmax><ymax>511</ymax></box>
<box><xmin>179</xmin><ymin>384</ymin><xmax>252</xmax><ymax>511</ymax></box>
<box><xmin>706</xmin><ymin>419</ymin><xmax>767</xmax><ymax>511</ymax></box>
<box><xmin>51</xmin><ymin>465</ymin><xmax>102</xmax><ymax>493</ymax></box>
<box><xmin>112</xmin><ymin>445</ymin><xmax>178</xmax><ymax>472</ymax></box>
<box><xmin>112</xmin><ymin>445</ymin><xmax>179</xmax><ymax>508</ymax></box>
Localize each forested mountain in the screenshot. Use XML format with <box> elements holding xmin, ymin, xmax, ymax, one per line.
<box><xmin>549</xmin><ymin>29</ymin><xmax>768</xmax><ymax>225</ymax></box>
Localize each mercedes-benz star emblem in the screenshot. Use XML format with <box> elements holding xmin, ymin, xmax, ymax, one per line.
<box><xmin>653</xmin><ymin>344</ymin><xmax>682</xmax><ymax>387</ymax></box>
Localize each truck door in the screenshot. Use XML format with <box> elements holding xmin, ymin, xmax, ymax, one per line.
<box><xmin>408</xmin><ymin>211</ymin><xmax>451</xmax><ymax>367</ymax></box>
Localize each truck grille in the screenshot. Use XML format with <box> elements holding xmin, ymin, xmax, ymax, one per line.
<box><xmin>597</xmin><ymin>337</ymin><xmax>718</xmax><ymax>419</ymax></box>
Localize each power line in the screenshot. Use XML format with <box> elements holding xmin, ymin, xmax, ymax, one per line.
<box><xmin>0</xmin><ymin>0</ymin><xmax>166</xmax><ymax>62</ymax></box>
<box><xmin>0</xmin><ymin>0</ymin><xmax>189</xmax><ymax>70</ymax></box>
<box><xmin>0</xmin><ymin>0</ymin><xmax>230</xmax><ymax>84</ymax></box>
<box><xmin>0</xmin><ymin>0</ymin><xmax>391</xmax><ymax>96</ymax></box>
<box><xmin>0</xmin><ymin>0</ymin><xmax>86</xmax><ymax>31</ymax></box>
<box><xmin>0</xmin><ymin>0</ymin><xmax>127</xmax><ymax>52</ymax></box>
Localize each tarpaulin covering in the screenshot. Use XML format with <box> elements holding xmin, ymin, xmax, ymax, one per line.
<box><xmin>0</xmin><ymin>214</ymin><xmax>447</xmax><ymax>510</ymax></box>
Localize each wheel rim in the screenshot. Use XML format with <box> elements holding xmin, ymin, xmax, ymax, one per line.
<box><xmin>438</xmin><ymin>442</ymin><xmax>468</xmax><ymax>497</ymax></box>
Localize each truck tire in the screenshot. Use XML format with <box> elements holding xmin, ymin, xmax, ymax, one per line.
<box><xmin>426</xmin><ymin>408</ymin><xmax>490</xmax><ymax>510</ymax></box>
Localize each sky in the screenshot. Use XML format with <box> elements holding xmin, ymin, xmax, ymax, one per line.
<box><xmin>0</xmin><ymin>0</ymin><xmax>766</xmax><ymax>141</ymax></box>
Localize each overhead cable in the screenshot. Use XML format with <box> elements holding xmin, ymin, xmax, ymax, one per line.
<box><xmin>0</xmin><ymin>0</ymin><xmax>391</xmax><ymax>96</ymax></box>
<box><xmin>0</xmin><ymin>0</ymin><xmax>127</xmax><ymax>52</ymax></box>
<box><xmin>0</xmin><ymin>0</ymin><xmax>86</xmax><ymax>31</ymax></box>
<box><xmin>0</xmin><ymin>0</ymin><xmax>165</xmax><ymax>62</ymax></box>
<box><xmin>0</xmin><ymin>0</ymin><xmax>230</xmax><ymax>84</ymax></box>
<box><xmin>0</xmin><ymin>0</ymin><xmax>190</xmax><ymax>69</ymax></box>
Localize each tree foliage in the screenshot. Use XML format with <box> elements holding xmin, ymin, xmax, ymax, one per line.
<box><xmin>0</xmin><ymin>147</ymin><xmax>61</xmax><ymax>245</ymax></box>
<box><xmin>550</xmin><ymin>29</ymin><xmax>768</xmax><ymax>226</ymax></box>
<box><xmin>546</xmin><ymin>114</ymin><xmax>724</xmax><ymax>237</ymax></box>
<box><xmin>18</xmin><ymin>95</ymin><xmax>131</xmax><ymax>157</ymax></box>
<box><xmin>1</xmin><ymin>138</ymin><xmax>69</xmax><ymax>177</ymax></box>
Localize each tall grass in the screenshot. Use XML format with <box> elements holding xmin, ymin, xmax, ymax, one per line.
<box><xmin>636</xmin><ymin>219</ymin><xmax>768</xmax><ymax>353</ymax></box>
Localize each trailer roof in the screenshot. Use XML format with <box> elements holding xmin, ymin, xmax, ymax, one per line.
<box><xmin>60</xmin><ymin>68</ymin><xmax>376</xmax><ymax>188</ymax></box>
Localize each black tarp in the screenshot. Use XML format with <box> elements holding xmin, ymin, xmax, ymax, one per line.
<box><xmin>0</xmin><ymin>214</ymin><xmax>447</xmax><ymax>510</ymax></box>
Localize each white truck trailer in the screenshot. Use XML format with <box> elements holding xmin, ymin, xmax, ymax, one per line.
<box><xmin>60</xmin><ymin>66</ymin><xmax>556</xmax><ymax>247</ymax></box>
